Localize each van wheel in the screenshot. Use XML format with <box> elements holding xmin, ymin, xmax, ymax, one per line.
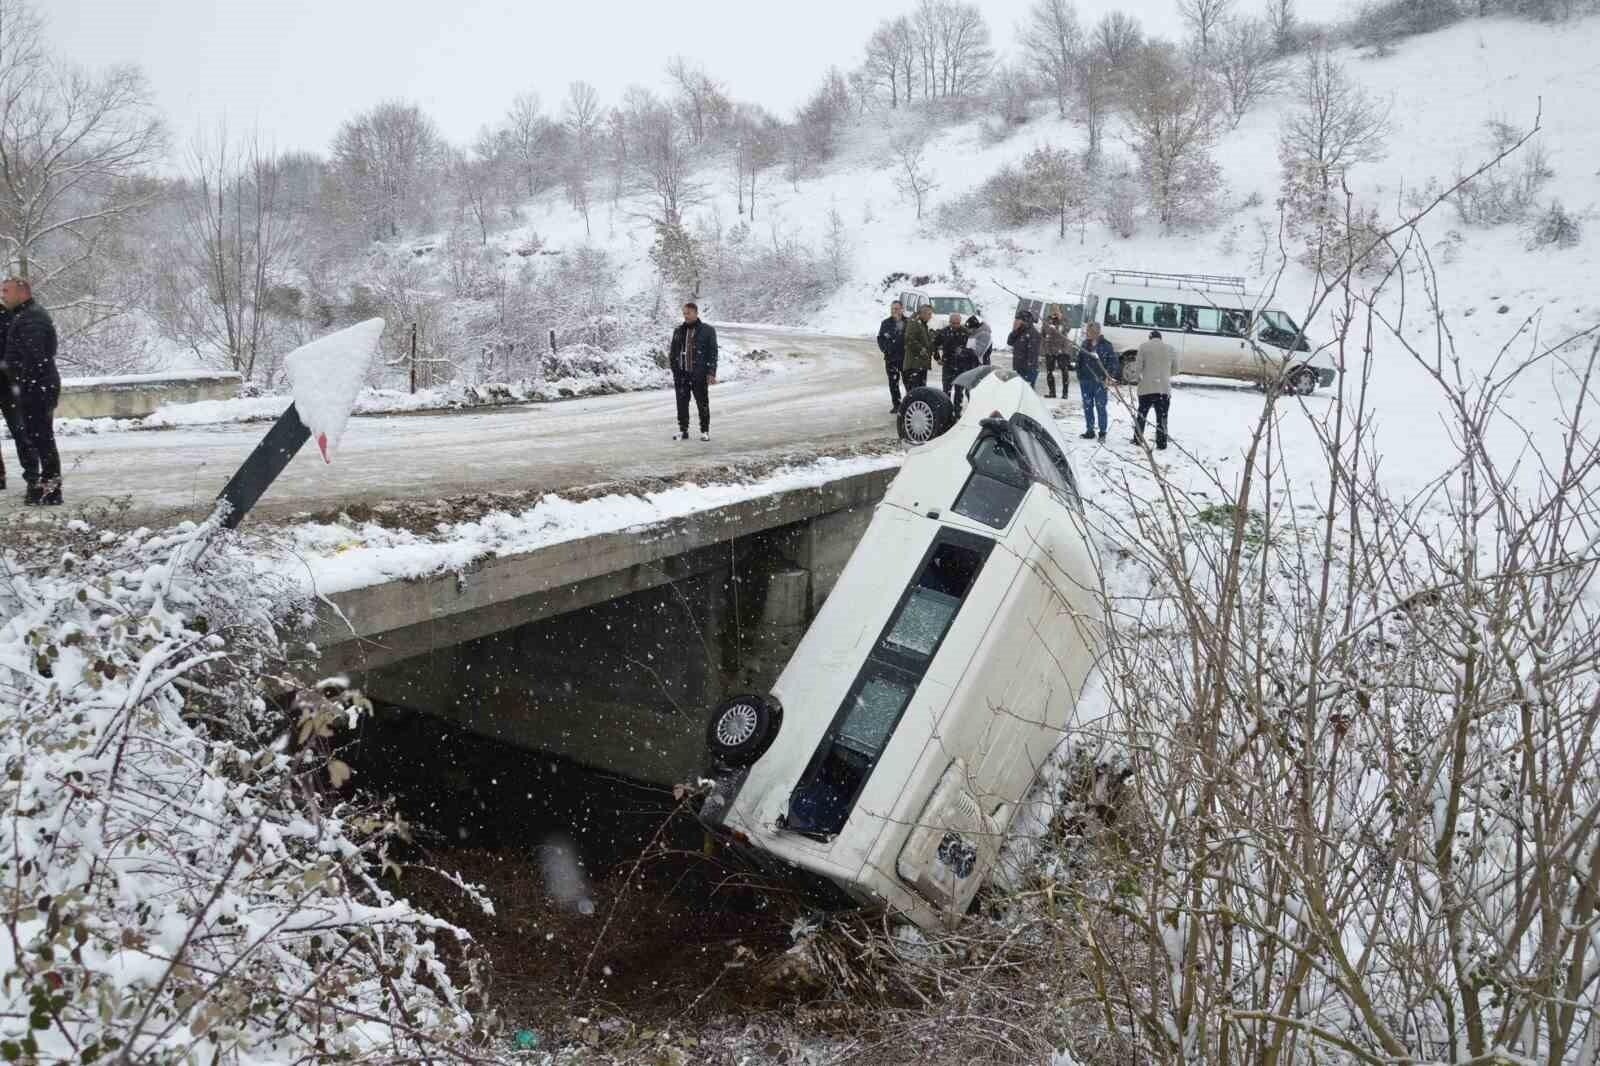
<box><xmin>898</xmin><ymin>386</ymin><xmax>955</xmax><ymax>444</ymax></box>
<box><xmin>706</xmin><ymin>695</ymin><xmax>782</xmax><ymax>767</ymax></box>
<box><xmin>1289</xmin><ymin>367</ymin><xmax>1318</xmax><ymax>395</ymax></box>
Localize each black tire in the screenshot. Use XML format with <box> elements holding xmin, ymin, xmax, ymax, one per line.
<box><xmin>706</xmin><ymin>694</ymin><xmax>782</xmax><ymax>768</ymax></box>
<box><xmin>897</xmin><ymin>386</ymin><xmax>956</xmax><ymax>444</ymax></box>
<box><xmin>1289</xmin><ymin>367</ymin><xmax>1318</xmax><ymax>395</ymax></box>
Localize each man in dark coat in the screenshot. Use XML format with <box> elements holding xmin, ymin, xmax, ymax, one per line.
<box><xmin>934</xmin><ymin>312</ymin><xmax>969</xmax><ymax>403</ymax></box>
<box><xmin>1007</xmin><ymin>310</ymin><xmax>1042</xmax><ymax>391</ymax></box>
<box><xmin>902</xmin><ymin>304</ymin><xmax>934</xmax><ymax>390</ymax></box>
<box><xmin>668</xmin><ymin>301</ymin><xmax>718</xmax><ymax>441</ymax></box>
<box><xmin>0</xmin><ymin>277</ymin><xmax>61</xmax><ymax>505</ymax></box>
<box><xmin>1075</xmin><ymin>320</ymin><xmax>1120</xmax><ymax>442</ymax></box>
<box><xmin>876</xmin><ymin>300</ymin><xmax>908</xmax><ymax>413</ymax></box>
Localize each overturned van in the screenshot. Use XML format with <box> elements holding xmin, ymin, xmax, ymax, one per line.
<box><xmin>699</xmin><ymin>370</ymin><xmax>1102</xmax><ymax>930</ymax></box>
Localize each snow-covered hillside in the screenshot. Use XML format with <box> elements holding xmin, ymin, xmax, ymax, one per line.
<box><xmin>496</xmin><ymin>16</ymin><xmax>1596</xmax><ymax>347</ymax></box>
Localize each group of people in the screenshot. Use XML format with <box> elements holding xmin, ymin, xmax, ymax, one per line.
<box><xmin>0</xmin><ymin>277</ymin><xmax>62</xmax><ymax>506</ymax></box>
<box><xmin>668</xmin><ymin>296</ymin><xmax>1179</xmax><ymax>452</ymax></box>
<box><xmin>876</xmin><ymin>299</ymin><xmax>1180</xmax><ymax>450</ymax></box>
<box><xmin>875</xmin><ymin>300</ymin><xmax>997</xmax><ymax>420</ymax></box>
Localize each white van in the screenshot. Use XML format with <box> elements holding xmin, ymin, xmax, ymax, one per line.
<box><xmin>1080</xmin><ymin>270</ymin><xmax>1336</xmax><ymax>393</ymax></box>
<box><xmin>898</xmin><ymin>288</ymin><xmax>979</xmax><ymax>320</ymax></box>
<box><xmin>699</xmin><ymin>369</ymin><xmax>1101</xmax><ymax>930</ymax></box>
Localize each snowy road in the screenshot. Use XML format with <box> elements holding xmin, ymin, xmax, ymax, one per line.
<box><xmin>32</xmin><ymin>327</ymin><xmax>903</xmax><ymax>525</ymax></box>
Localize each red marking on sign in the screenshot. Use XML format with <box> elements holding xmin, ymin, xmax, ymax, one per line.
<box><xmin>317</xmin><ymin>432</ymin><xmax>331</xmax><ymax>463</ymax></box>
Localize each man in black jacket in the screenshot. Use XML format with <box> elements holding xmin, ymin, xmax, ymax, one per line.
<box><xmin>875</xmin><ymin>300</ymin><xmax>907</xmax><ymax>413</ymax></box>
<box><xmin>0</xmin><ymin>277</ymin><xmax>61</xmax><ymax>505</ymax></box>
<box><xmin>1007</xmin><ymin>309</ymin><xmax>1042</xmax><ymax>393</ymax></box>
<box><xmin>668</xmin><ymin>301</ymin><xmax>718</xmax><ymax>441</ymax></box>
<box><xmin>933</xmin><ymin>311</ymin><xmax>969</xmax><ymax>409</ymax></box>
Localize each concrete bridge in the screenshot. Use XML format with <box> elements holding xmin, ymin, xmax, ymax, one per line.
<box><xmin>318</xmin><ymin>466</ymin><xmax>895</xmax><ymax>784</ymax></box>
<box><xmin>59</xmin><ymin>370</ymin><xmax>242</xmax><ymax>419</ymax></box>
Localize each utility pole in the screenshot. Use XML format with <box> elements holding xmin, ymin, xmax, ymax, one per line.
<box><xmin>409</xmin><ymin>323</ymin><xmax>418</xmax><ymax>394</ymax></box>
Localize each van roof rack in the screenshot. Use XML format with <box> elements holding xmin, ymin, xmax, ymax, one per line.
<box><xmin>1102</xmin><ymin>269</ymin><xmax>1247</xmax><ymax>292</ymax></box>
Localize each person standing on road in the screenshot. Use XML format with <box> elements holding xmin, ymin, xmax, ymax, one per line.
<box><xmin>1007</xmin><ymin>310</ymin><xmax>1042</xmax><ymax>391</ymax></box>
<box><xmin>668</xmin><ymin>302</ymin><xmax>718</xmax><ymax>441</ymax></box>
<box><xmin>1130</xmin><ymin>329</ymin><xmax>1179</xmax><ymax>450</ymax></box>
<box><xmin>1042</xmin><ymin>310</ymin><xmax>1071</xmax><ymax>399</ymax></box>
<box><xmin>876</xmin><ymin>300</ymin><xmax>908</xmax><ymax>413</ymax></box>
<box><xmin>902</xmin><ymin>304</ymin><xmax>934</xmax><ymax>390</ymax></box>
<box><xmin>964</xmin><ymin>314</ymin><xmax>992</xmax><ymax>368</ymax></box>
<box><xmin>1075</xmin><ymin>321</ymin><xmax>1119</xmax><ymax>442</ymax></box>
<box><xmin>934</xmin><ymin>312</ymin><xmax>969</xmax><ymax>403</ymax></box>
<box><xmin>0</xmin><ymin>277</ymin><xmax>61</xmax><ymax>505</ymax></box>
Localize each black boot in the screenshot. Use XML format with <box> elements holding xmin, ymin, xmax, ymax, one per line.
<box><xmin>23</xmin><ymin>481</ymin><xmax>43</xmax><ymax>506</ymax></box>
<box><xmin>40</xmin><ymin>479</ymin><xmax>61</xmax><ymax>506</ymax></box>
<box><xmin>1079</xmin><ymin>430</ymin><xmax>1096</xmax><ymax>440</ymax></box>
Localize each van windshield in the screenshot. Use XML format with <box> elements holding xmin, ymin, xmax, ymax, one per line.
<box><xmin>929</xmin><ymin>297</ymin><xmax>976</xmax><ymax>315</ymax></box>
<box><xmin>1262</xmin><ymin>310</ymin><xmax>1300</xmax><ymax>334</ymax></box>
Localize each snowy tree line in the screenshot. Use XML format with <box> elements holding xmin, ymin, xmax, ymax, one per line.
<box><xmin>0</xmin><ymin>0</ymin><xmax>1589</xmax><ymax>386</ymax></box>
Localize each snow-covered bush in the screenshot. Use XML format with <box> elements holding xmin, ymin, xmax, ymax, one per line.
<box><xmin>0</xmin><ymin>518</ymin><xmax>495</xmax><ymax>1063</ymax></box>
<box><xmin>1451</xmin><ymin>122</ymin><xmax>1552</xmax><ymax>226</ymax></box>
<box><xmin>1526</xmin><ymin>198</ymin><xmax>1582</xmax><ymax>248</ymax></box>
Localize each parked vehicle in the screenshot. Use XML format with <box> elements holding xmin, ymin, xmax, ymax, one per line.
<box><xmin>899</xmin><ymin>288</ymin><xmax>979</xmax><ymax>320</ymax></box>
<box><xmin>1013</xmin><ymin>297</ymin><xmax>1082</xmax><ymax>331</ymax></box>
<box><xmin>699</xmin><ymin>368</ymin><xmax>1101</xmax><ymax>930</ymax></box>
<box><xmin>1080</xmin><ymin>270</ymin><xmax>1336</xmax><ymax>393</ymax></box>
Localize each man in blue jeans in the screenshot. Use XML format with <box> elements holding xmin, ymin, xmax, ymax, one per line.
<box><xmin>1075</xmin><ymin>321</ymin><xmax>1119</xmax><ymax>441</ymax></box>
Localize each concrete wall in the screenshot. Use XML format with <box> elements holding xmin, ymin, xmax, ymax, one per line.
<box><xmin>58</xmin><ymin>372</ymin><xmax>243</xmax><ymax>419</ymax></box>
<box><xmin>348</xmin><ymin>467</ymin><xmax>889</xmax><ymax>785</ymax></box>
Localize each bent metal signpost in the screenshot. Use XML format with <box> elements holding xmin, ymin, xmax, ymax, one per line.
<box><xmin>209</xmin><ymin>318</ymin><xmax>385</xmax><ymax>530</ymax></box>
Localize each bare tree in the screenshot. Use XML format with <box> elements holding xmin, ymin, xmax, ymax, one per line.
<box><xmin>794</xmin><ymin>67</ymin><xmax>853</xmax><ymax>164</ymax></box>
<box><xmin>1122</xmin><ymin>43</ymin><xmax>1222</xmax><ymax>228</ymax></box>
<box><xmin>1024</xmin><ymin>144</ymin><xmax>1089</xmax><ymax>239</ymax></box>
<box><xmin>1026</xmin><ymin>0</ymin><xmax>1082</xmax><ymax>118</ymax></box>
<box><xmin>631</xmin><ymin>101</ymin><xmax>699</xmax><ymax>225</ymax></box>
<box><xmin>822</xmin><ymin>204</ymin><xmax>851</xmax><ymax>285</ymax></box>
<box><xmin>503</xmin><ymin>91</ymin><xmax>562</xmax><ymax>198</ymax></box>
<box><xmin>864</xmin><ymin>16</ymin><xmax>919</xmax><ymax>108</ymax></box>
<box><xmin>891</xmin><ymin>129</ymin><xmax>938</xmax><ymax>220</ymax></box>
<box><xmin>1074</xmin><ymin>46</ymin><xmax>1115</xmax><ymax>162</ymax></box>
<box><xmin>912</xmin><ymin>0</ymin><xmax>995</xmax><ymax>99</ymax></box>
<box><xmin>1216</xmin><ymin>16</ymin><xmax>1285</xmax><ymax>127</ymax></box>
<box><xmin>1089</xmin><ymin>11</ymin><xmax>1145</xmax><ymax>107</ymax></box>
<box><xmin>1179</xmin><ymin>0</ymin><xmax>1235</xmax><ymax>50</ymax></box>
<box><xmin>330</xmin><ymin>100</ymin><xmax>445</xmax><ymax>241</ymax></box>
<box><xmin>1265</xmin><ymin>0</ymin><xmax>1299</xmax><ymax>53</ymax></box>
<box><xmin>0</xmin><ymin>0</ymin><xmax>166</xmax><ymax>290</ymax></box>
<box><xmin>666</xmin><ymin>56</ymin><xmax>729</xmax><ymax>145</ymax></box>
<box><xmin>452</xmin><ymin>139</ymin><xmax>501</xmax><ymax>246</ymax></box>
<box><xmin>169</xmin><ymin>127</ymin><xmax>295</xmax><ymax>381</ymax></box>
<box><xmin>989</xmin><ymin>63</ymin><xmax>1034</xmax><ymax>128</ymax></box>
<box><xmin>564</xmin><ymin>80</ymin><xmax>603</xmax><ymax>236</ymax></box>
<box><xmin>1278</xmin><ymin>50</ymin><xmax>1391</xmax><ymax>274</ymax></box>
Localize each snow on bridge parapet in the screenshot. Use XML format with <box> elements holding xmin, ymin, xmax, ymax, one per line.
<box><xmin>293</xmin><ymin>454</ymin><xmax>902</xmax><ymax>675</ymax></box>
<box><xmin>59</xmin><ymin>369</ymin><xmax>243</xmax><ymax>419</ymax></box>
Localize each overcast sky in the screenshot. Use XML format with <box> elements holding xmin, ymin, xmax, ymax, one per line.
<box><xmin>42</xmin><ymin>0</ymin><xmax>1305</xmax><ymax>158</ymax></box>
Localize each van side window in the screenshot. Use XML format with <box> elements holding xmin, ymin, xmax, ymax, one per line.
<box><xmin>1222</xmin><ymin>310</ymin><xmax>1250</xmax><ymax>335</ymax></box>
<box><xmin>785</xmin><ymin>534</ymin><xmax>995</xmax><ymax>838</ymax></box>
<box><xmin>1185</xmin><ymin>306</ymin><xmax>1221</xmax><ymax>333</ymax></box>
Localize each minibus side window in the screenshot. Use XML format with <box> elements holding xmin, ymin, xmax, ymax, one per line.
<box><xmin>784</xmin><ymin>535</ymin><xmax>993</xmax><ymax>839</ymax></box>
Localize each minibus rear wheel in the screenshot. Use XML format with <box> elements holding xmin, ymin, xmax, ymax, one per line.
<box><xmin>706</xmin><ymin>694</ymin><xmax>783</xmax><ymax>767</ymax></box>
<box><xmin>1288</xmin><ymin>367</ymin><xmax>1318</xmax><ymax>395</ymax></box>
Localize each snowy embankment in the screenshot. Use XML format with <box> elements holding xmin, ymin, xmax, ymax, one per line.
<box><xmin>268</xmin><ymin>451</ymin><xmax>902</xmax><ymax>599</ymax></box>
<box><xmin>54</xmin><ymin>340</ymin><xmax>803</xmax><ymax>436</ymax></box>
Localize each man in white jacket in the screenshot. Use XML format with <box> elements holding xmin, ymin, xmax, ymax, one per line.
<box><xmin>1130</xmin><ymin>330</ymin><xmax>1179</xmax><ymax>450</ymax></box>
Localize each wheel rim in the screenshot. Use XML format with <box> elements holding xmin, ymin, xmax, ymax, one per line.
<box><xmin>903</xmin><ymin>399</ymin><xmax>936</xmax><ymax>443</ymax></box>
<box><xmin>1293</xmin><ymin>370</ymin><xmax>1316</xmax><ymax>395</ymax></box>
<box><xmin>715</xmin><ymin>703</ymin><xmax>760</xmax><ymax>747</ymax></box>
